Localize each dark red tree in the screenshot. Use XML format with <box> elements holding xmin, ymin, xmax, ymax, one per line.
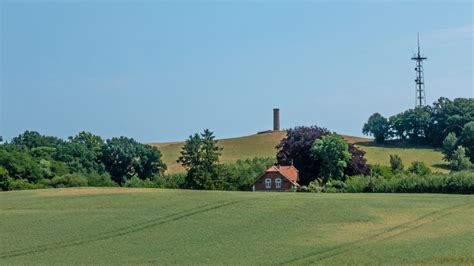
<box><xmin>346</xmin><ymin>144</ymin><xmax>370</xmax><ymax>176</ymax></box>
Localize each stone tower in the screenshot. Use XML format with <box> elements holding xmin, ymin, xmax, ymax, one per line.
<box><xmin>273</xmin><ymin>108</ymin><xmax>280</xmax><ymax>131</ymax></box>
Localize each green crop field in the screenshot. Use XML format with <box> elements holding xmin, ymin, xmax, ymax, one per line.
<box><xmin>151</xmin><ymin>131</ymin><xmax>447</xmax><ymax>173</ymax></box>
<box><xmin>1</xmin><ymin>188</ymin><xmax>472</xmax><ymax>264</ymax></box>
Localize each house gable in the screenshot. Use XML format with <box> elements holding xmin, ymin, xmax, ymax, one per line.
<box><xmin>252</xmin><ymin>165</ymin><xmax>300</xmax><ymax>192</ymax></box>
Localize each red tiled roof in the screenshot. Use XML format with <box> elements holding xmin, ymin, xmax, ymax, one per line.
<box><xmin>266</xmin><ymin>165</ymin><xmax>299</xmax><ymax>184</ymax></box>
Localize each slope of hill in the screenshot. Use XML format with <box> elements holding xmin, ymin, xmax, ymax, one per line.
<box><xmin>1</xmin><ymin>188</ymin><xmax>472</xmax><ymax>264</ymax></box>
<box><xmin>151</xmin><ymin>131</ymin><xmax>447</xmax><ymax>173</ymax></box>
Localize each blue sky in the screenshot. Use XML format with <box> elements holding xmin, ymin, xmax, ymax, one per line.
<box><xmin>1</xmin><ymin>1</ymin><xmax>472</xmax><ymax>143</ymax></box>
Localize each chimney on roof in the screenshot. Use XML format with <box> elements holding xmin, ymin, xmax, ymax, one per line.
<box><xmin>273</xmin><ymin>108</ymin><xmax>280</xmax><ymax>131</ymax></box>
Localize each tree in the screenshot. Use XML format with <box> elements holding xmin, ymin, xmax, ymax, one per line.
<box><xmin>55</xmin><ymin>135</ymin><xmax>105</xmax><ymax>174</ymax></box>
<box><xmin>407</xmin><ymin>161</ymin><xmax>431</xmax><ymax>176</ymax></box>
<box><xmin>389</xmin><ymin>107</ymin><xmax>431</xmax><ymax>144</ymax></box>
<box><xmin>389</xmin><ymin>154</ymin><xmax>404</xmax><ymax>173</ymax></box>
<box><xmin>100</xmin><ymin>137</ymin><xmax>166</xmax><ymax>185</ymax></box>
<box><xmin>0</xmin><ymin>149</ymin><xmax>44</xmax><ymax>182</ymax></box>
<box><xmin>427</xmin><ymin>97</ymin><xmax>474</xmax><ymax>146</ymax></box>
<box><xmin>442</xmin><ymin>132</ymin><xmax>458</xmax><ymax>161</ymax></box>
<box><xmin>69</xmin><ymin>132</ymin><xmax>104</xmax><ymax>154</ymax></box>
<box><xmin>449</xmin><ymin>146</ymin><xmax>472</xmax><ymax>171</ymax></box>
<box><xmin>346</xmin><ymin>144</ymin><xmax>370</xmax><ymax>176</ymax></box>
<box><xmin>276</xmin><ymin>126</ymin><xmax>330</xmax><ymax>185</ymax></box>
<box><xmin>222</xmin><ymin>157</ymin><xmax>276</xmax><ymax>191</ymax></box>
<box><xmin>0</xmin><ymin>166</ymin><xmax>12</xmax><ymax>191</ymax></box>
<box><xmin>177</xmin><ymin>129</ymin><xmax>223</xmax><ymax>190</ymax></box>
<box><xmin>368</xmin><ymin>97</ymin><xmax>473</xmax><ymax>146</ymax></box>
<box><xmin>200</xmin><ymin>129</ymin><xmax>222</xmax><ymax>173</ymax></box>
<box><xmin>458</xmin><ymin>121</ymin><xmax>474</xmax><ymax>163</ymax></box>
<box><xmin>310</xmin><ymin>134</ymin><xmax>351</xmax><ymax>183</ymax></box>
<box><xmin>10</xmin><ymin>131</ymin><xmax>64</xmax><ymax>149</ymax></box>
<box><xmin>362</xmin><ymin>113</ymin><xmax>390</xmax><ymax>143</ymax></box>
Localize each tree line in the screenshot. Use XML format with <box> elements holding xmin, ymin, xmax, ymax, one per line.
<box><xmin>0</xmin><ymin>131</ymin><xmax>167</xmax><ymax>190</ymax></box>
<box><xmin>363</xmin><ymin>97</ymin><xmax>473</xmax><ymax>146</ymax></box>
<box><xmin>0</xmin><ymin>130</ymin><xmax>275</xmax><ymax>191</ymax></box>
<box><xmin>363</xmin><ymin>97</ymin><xmax>474</xmax><ymax>171</ymax></box>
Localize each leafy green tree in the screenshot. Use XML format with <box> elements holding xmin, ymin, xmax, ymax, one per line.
<box><xmin>407</xmin><ymin>161</ymin><xmax>431</xmax><ymax>176</ymax></box>
<box><xmin>369</xmin><ymin>97</ymin><xmax>473</xmax><ymax>146</ymax></box>
<box><xmin>0</xmin><ymin>149</ymin><xmax>44</xmax><ymax>182</ymax></box>
<box><xmin>11</xmin><ymin>131</ymin><xmax>64</xmax><ymax>149</ymax></box>
<box><xmin>101</xmin><ymin>137</ymin><xmax>166</xmax><ymax>185</ymax></box>
<box><xmin>362</xmin><ymin>113</ymin><xmax>390</xmax><ymax>143</ymax></box>
<box><xmin>458</xmin><ymin>121</ymin><xmax>474</xmax><ymax>163</ymax></box>
<box><xmin>53</xmin><ymin>132</ymin><xmax>105</xmax><ymax>174</ymax></box>
<box><xmin>442</xmin><ymin>132</ymin><xmax>458</xmax><ymax>161</ymax></box>
<box><xmin>0</xmin><ymin>166</ymin><xmax>12</xmax><ymax>191</ymax></box>
<box><xmin>427</xmin><ymin>97</ymin><xmax>474</xmax><ymax>145</ymax></box>
<box><xmin>310</xmin><ymin>134</ymin><xmax>351</xmax><ymax>183</ymax></box>
<box><xmin>449</xmin><ymin>146</ymin><xmax>472</xmax><ymax>171</ymax></box>
<box><xmin>177</xmin><ymin>129</ymin><xmax>223</xmax><ymax>190</ymax></box>
<box><xmin>69</xmin><ymin>132</ymin><xmax>104</xmax><ymax>154</ymax></box>
<box><xmin>389</xmin><ymin>154</ymin><xmax>404</xmax><ymax>173</ymax></box>
<box><xmin>389</xmin><ymin>107</ymin><xmax>431</xmax><ymax>144</ymax></box>
<box><xmin>222</xmin><ymin>157</ymin><xmax>276</xmax><ymax>191</ymax></box>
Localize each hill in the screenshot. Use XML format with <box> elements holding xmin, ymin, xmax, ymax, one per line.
<box><xmin>1</xmin><ymin>188</ymin><xmax>472</xmax><ymax>264</ymax></box>
<box><xmin>150</xmin><ymin>131</ymin><xmax>447</xmax><ymax>173</ymax></box>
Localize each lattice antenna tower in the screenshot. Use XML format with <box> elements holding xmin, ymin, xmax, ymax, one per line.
<box><xmin>411</xmin><ymin>33</ymin><xmax>428</xmax><ymax>107</ymax></box>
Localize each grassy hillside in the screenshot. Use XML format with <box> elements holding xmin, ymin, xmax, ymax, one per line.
<box><xmin>1</xmin><ymin>188</ymin><xmax>472</xmax><ymax>264</ymax></box>
<box><xmin>151</xmin><ymin>132</ymin><xmax>447</xmax><ymax>173</ymax></box>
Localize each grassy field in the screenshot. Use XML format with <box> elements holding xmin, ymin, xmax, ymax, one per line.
<box><xmin>0</xmin><ymin>188</ymin><xmax>472</xmax><ymax>264</ymax></box>
<box><xmin>151</xmin><ymin>131</ymin><xmax>447</xmax><ymax>173</ymax></box>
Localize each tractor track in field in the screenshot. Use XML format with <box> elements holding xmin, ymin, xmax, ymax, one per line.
<box><xmin>283</xmin><ymin>202</ymin><xmax>473</xmax><ymax>265</ymax></box>
<box><xmin>0</xmin><ymin>200</ymin><xmax>241</xmax><ymax>260</ymax></box>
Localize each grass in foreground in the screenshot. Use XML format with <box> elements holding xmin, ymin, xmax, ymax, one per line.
<box><xmin>1</xmin><ymin>188</ymin><xmax>472</xmax><ymax>264</ymax></box>
<box><xmin>151</xmin><ymin>132</ymin><xmax>447</xmax><ymax>173</ymax></box>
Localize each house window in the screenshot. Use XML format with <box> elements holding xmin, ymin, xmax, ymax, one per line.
<box><xmin>265</xmin><ymin>178</ymin><xmax>271</xmax><ymax>189</ymax></box>
<box><xmin>275</xmin><ymin>178</ymin><xmax>281</xmax><ymax>189</ymax></box>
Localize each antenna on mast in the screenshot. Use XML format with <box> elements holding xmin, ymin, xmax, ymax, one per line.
<box><xmin>411</xmin><ymin>32</ymin><xmax>427</xmax><ymax>108</ymax></box>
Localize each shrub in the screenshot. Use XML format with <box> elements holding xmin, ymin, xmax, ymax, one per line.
<box><xmin>222</xmin><ymin>157</ymin><xmax>276</xmax><ymax>191</ymax></box>
<box><xmin>370</xmin><ymin>165</ymin><xmax>392</xmax><ymax>178</ymax></box>
<box><xmin>9</xmin><ymin>179</ymin><xmax>39</xmax><ymax>190</ymax></box>
<box><xmin>345</xmin><ymin>176</ymin><xmax>371</xmax><ymax>193</ymax></box>
<box><xmin>51</xmin><ymin>174</ymin><xmax>88</xmax><ymax>188</ymax></box>
<box><xmin>155</xmin><ymin>173</ymin><xmax>186</xmax><ymax>189</ymax></box>
<box><xmin>407</xmin><ymin>161</ymin><xmax>431</xmax><ymax>176</ymax></box>
<box><xmin>322</xmin><ymin>180</ymin><xmax>346</xmax><ymax>193</ymax></box>
<box><xmin>300</xmin><ymin>179</ymin><xmax>346</xmax><ymax>193</ymax></box>
<box><xmin>345</xmin><ymin>172</ymin><xmax>474</xmax><ymax>194</ymax></box>
<box><xmin>449</xmin><ymin>146</ymin><xmax>472</xmax><ymax>171</ymax></box>
<box><xmin>124</xmin><ymin>177</ymin><xmax>156</xmax><ymax>188</ymax></box>
<box><xmin>86</xmin><ymin>172</ymin><xmax>118</xmax><ymax>187</ymax></box>
<box><xmin>389</xmin><ymin>155</ymin><xmax>404</xmax><ymax>173</ymax></box>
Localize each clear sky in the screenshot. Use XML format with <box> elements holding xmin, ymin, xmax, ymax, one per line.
<box><xmin>1</xmin><ymin>1</ymin><xmax>473</xmax><ymax>143</ymax></box>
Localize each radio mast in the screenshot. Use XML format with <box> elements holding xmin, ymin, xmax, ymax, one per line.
<box><xmin>411</xmin><ymin>33</ymin><xmax>428</xmax><ymax>108</ymax></box>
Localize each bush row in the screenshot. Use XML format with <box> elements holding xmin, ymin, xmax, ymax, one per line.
<box><xmin>300</xmin><ymin>171</ymin><xmax>474</xmax><ymax>194</ymax></box>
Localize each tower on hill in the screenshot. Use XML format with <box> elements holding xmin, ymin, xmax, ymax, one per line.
<box><xmin>411</xmin><ymin>33</ymin><xmax>428</xmax><ymax>108</ymax></box>
<box><xmin>273</xmin><ymin>108</ymin><xmax>280</xmax><ymax>131</ymax></box>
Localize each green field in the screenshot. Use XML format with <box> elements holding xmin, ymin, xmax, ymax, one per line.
<box><xmin>1</xmin><ymin>188</ymin><xmax>472</xmax><ymax>264</ymax></box>
<box><xmin>151</xmin><ymin>131</ymin><xmax>447</xmax><ymax>173</ymax></box>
